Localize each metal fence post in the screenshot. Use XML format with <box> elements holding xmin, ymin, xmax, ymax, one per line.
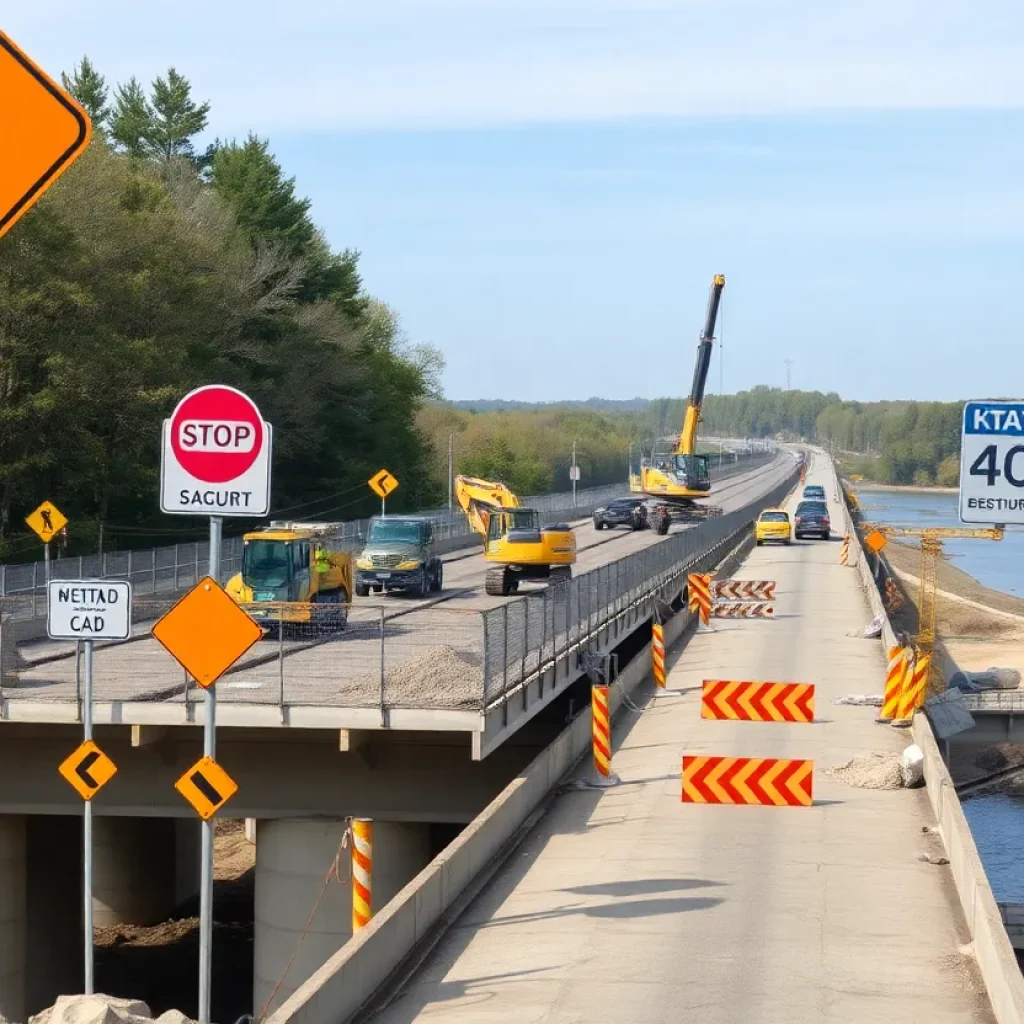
<box><xmin>32</xmin><ymin>562</ymin><xmax>38</xmax><ymax>617</ymax></box>
<box><xmin>522</xmin><ymin>599</ymin><xmax>528</xmax><ymax>682</ymax></box>
<box><xmin>278</xmin><ymin>607</ymin><xmax>285</xmax><ymax>721</ymax></box>
<box><xmin>379</xmin><ymin>606</ymin><xmax>386</xmax><ymax>728</ymax></box>
<box><xmin>194</xmin><ymin>542</ymin><xmax>200</xmax><ymax>583</ymax></box>
<box><xmin>502</xmin><ymin>604</ymin><xmax>509</xmax><ymax>699</ymax></box>
<box><xmin>127</xmin><ymin>550</ymin><xmax>133</xmax><ymax>586</ymax></box>
<box><xmin>481</xmin><ymin>611</ymin><xmax>489</xmax><ymax>709</ymax></box>
<box><xmin>151</xmin><ymin>548</ymin><xmax>157</xmax><ymax>592</ymax></box>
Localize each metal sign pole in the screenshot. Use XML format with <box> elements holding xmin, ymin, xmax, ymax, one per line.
<box><xmin>382</xmin><ymin>496</ymin><xmax>386</xmax><ymax>518</ymax></box>
<box><xmin>44</xmin><ymin>540</ymin><xmax>51</xmax><ymax>583</ymax></box>
<box><xmin>83</xmin><ymin>638</ymin><xmax>94</xmax><ymax>994</ymax></box>
<box><xmin>198</xmin><ymin>514</ymin><xmax>221</xmax><ymax>1024</ymax></box>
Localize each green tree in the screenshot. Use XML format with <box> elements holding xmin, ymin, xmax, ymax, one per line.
<box><xmin>61</xmin><ymin>57</ymin><xmax>109</xmax><ymax>129</ymax></box>
<box><xmin>210</xmin><ymin>135</ymin><xmax>315</xmax><ymax>255</ymax></box>
<box><xmin>146</xmin><ymin>68</ymin><xmax>210</xmax><ymax>161</ymax></box>
<box><xmin>109</xmin><ymin>78</ymin><xmax>152</xmax><ymax>158</ymax></box>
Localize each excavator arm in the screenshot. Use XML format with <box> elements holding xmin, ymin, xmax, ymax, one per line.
<box><xmin>454</xmin><ymin>475</ymin><xmax>521</xmax><ymax>538</ymax></box>
<box><xmin>677</xmin><ymin>274</ymin><xmax>726</xmax><ymax>456</ymax></box>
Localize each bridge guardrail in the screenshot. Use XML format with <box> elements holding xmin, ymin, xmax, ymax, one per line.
<box><xmin>1</xmin><ymin>456</ymin><xmax>795</xmax><ymax>711</ymax></box>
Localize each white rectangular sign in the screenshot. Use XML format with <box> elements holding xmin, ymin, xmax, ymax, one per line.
<box><xmin>959</xmin><ymin>400</ymin><xmax>1024</xmax><ymax>524</ymax></box>
<box><xmin>159</xmin><ymin>419</ymin><xmax>272</xmax><ymax>517</ymax></box>
<box><xmin>47</xmin><ymin>580</ymin><xmax>132</xmax><ymax>640</ymax></box>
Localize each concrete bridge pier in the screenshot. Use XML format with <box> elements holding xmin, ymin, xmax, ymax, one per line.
<box><xmin>0</xmin><ymin>814</ymin><xmax>27</xmax><ymax>1024</ymax></box>
<box><xmin>93</xmin><ymin>817</ymin><xmax>183</xmax><ymax>928</ymax></box>
<box><xmin>254</xmin><ymin>818</ymin><xmax>433</xmax><ymax>1016</ymax></box>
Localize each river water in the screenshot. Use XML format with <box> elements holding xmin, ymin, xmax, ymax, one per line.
<box><xmin>859</xmin><ymin>487</ymin><xmax>1024</xmax><ymax>909</ymax></box>
<box><xmin>857</xmin><ymin>487</ymin><xmax>1024</xmax><ymax>596</ymax></box>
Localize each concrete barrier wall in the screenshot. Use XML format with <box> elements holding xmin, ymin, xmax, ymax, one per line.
<box><xmin>831</xmin><ymin>450</ymin><xmax>1024</xmax><ymax>1024</ymax></box>
<box><xmin>264</xmin><ymin>555</ymin><xmax>709</xmax><ymax>1024</ymax></box>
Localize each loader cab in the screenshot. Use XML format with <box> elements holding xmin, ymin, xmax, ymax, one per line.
<box><xmin>242</xmin><ymin>535</ymin><xmax>311</xmax><ymax>602</ymax></box>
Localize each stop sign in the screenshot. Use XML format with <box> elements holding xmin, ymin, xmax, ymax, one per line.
<box><xmin>160</xmin><ymin>385</ymin><xmax>272</xmax><ymax>516</ymax></box>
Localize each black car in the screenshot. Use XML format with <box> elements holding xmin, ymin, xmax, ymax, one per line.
<box><xmin>593</xmin><ymin>497</ymin><xmax>648</xmax><ymax>531</ymax></box>
<box><xmin>794</xmin><ymin>500</ymin><xmax>831</xmax><ymax>540</ymax></box>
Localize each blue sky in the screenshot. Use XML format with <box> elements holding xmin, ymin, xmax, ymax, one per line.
<box><xmin>9</xmin><ymin>1</ymin><xmax>1024</xmax><ymax>402</ymax></box>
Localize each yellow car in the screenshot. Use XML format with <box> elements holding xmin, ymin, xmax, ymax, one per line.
<box><xmin>755</xmin><ymin>508</ymin><xmax>793</xmax><ymax>546</ymax></box>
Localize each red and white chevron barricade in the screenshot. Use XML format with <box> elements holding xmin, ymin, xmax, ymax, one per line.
<box><xmin>711</xmin><ymin>602</ymin><xmax>775</xmax><ymax>619</ymax></box>
<box><xmin>711</xmin><ymin>579</ymin><xmax>776</xmax><ymax>602</ymax></box>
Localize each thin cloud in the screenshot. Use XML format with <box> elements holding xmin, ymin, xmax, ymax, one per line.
<box><xmin>8</xmin><ymin>0</ymin><xmax>1024</xmax><ymax>133</ymax></box>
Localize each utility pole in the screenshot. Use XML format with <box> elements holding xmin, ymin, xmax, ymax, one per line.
<box><xmin>784</xmin><ymin>359</ymin><xmax>793</xmax><ymax>391</ymax></box>
<box><xmin>447</xmin><ymin>434</ymin><xmax>454</xmax><ymax>512</ymax></box>
<box><xmin>571</xmin><ymin>440</ymin><xmax>578</xmax><ymax>508</ymax></box>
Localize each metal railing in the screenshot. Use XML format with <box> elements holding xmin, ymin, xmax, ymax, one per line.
<box><xmin>0</xmin><ymin>453</ymin><xmax>770</xmax><ymax>613</ymax></box>
<box><xmin>1</xmin><ymin>459</ymin><xmax>797</xmax><ymax>713</ymax></box>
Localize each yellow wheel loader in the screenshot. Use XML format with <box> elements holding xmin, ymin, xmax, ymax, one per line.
<box><xmin>630</xmin><ymin>273</ymin><xmax>726</xmax><ymax>535</ymax></box>
<box><xmin>225</xmin><ymin>521</ymin><xmax>353</xmax><ymax>636</ymax></box>
<box><xmin>454</xmin><ymin>476</ymin><xmax>575</xmax><ymax>596</ymax></box>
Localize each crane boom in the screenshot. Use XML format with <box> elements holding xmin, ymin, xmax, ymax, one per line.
<box><xmin>678</xmin><ymin>274</ymin><xmax>725</xmax><ymax>456</ymax></box>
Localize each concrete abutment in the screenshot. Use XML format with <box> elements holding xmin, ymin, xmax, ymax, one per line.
<box><xmin>254</xmin><ymin>818</ymin><xmax>432</xmax><ymax>1017</ymax></box>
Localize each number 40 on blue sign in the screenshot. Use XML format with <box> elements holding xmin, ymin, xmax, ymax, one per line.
<box><xmin>959</xmin><ymin>400</ymin><xmax>1024</xmax><ymax>525</ymax></box>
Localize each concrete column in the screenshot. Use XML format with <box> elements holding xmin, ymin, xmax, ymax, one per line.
<box><xmin>0</xmin><ymin>815</ymin><xmax>27</xmax><ymax>1024</ymax></box>
<box><xmin>93</xmin><ymin>817</ymin><xmax>176</xmax><ymax>928</ymax></box>
<box><xmin>254</xmin><ymin>819</ymin><xmax>431</xmax><ymax>1016</ymax></box>
<box><xmin>26</xmin><ymin>816</ymin><xmax>82</xmax><ymax>1016</ymax></box>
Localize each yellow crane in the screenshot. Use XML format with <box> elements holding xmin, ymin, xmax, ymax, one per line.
<box><xmin>630</xmin><ymin>274</ymin><xmax>726</xmax><ymax>534</ymax></box>
<box><xmin>454</xmin><ymin>475</ymin><xmax>575</xmax><ymax>596</ymax></box>
<box><xmin>862</xmin><ymin>522</ymin><xmax>1004</xmax><ymax>692</ymax></box>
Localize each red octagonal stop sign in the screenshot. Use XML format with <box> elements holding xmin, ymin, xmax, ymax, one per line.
<box><xmin>161</xmin><ymin>385</ymin><xmax>272</xmax><ymax>516</ymax></box>
<box><xmin>170</xmin><ymin>386</ymin><xmax>265</xmax><ymax>483</ymax></box>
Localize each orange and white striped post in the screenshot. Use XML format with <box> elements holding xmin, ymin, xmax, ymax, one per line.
<box><xmin>839</xmin><ymin>536</ymin><xmax>850</xmax><ymax>566</ymax></box>
<box><xmin>591</xmin><ymin>684</ymin><xmax>617</xmax><ymax>785</ymax></box>
<box><xmin>352</xmin><ymin>817</ymin><xmax>372</xmax><ymax>932</ymax></box>
<box><xmin>687</xmin><ymin>573</ymin><xmax>712</xmax><ymax>627</ymax></box>
<box><xmin>893</xmin><ymin>650</ymin><xmax>930</xmax><ymax>728</ymax></box>
<box><xmin>877</xmin><ymin>646</ymin><xmax>909</xmax><ymax>723</ymax></box>
<box><xmin>652</xmin><ymin>622</ymin><xmax>666</xmax><ymax>688</ymax></box>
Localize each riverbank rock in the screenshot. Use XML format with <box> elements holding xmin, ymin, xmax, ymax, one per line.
<box><xmin>29</xmin><ymin>995</ymin><xmax>194</xmax><ymax>1024</ymax></box>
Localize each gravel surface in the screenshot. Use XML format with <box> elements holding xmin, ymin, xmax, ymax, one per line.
<box><xmin>825</xmin><ymin>752</ymin><xmax>905</xmax><ymax>790</ymax></box>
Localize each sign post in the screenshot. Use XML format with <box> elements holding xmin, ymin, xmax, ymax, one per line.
<box><xmin>368</xmin><ymin>469</ymin><xmax>399</xmax><ymax>518</ymax></box>
<box><xmin>158</xmin><ymin>384</ymin><xmax>270</xmax><ymax>1024</ymax></box>
<box><xmin>959</xmin><ymin>400</ymin><xmax>1024</xmax><ymax>524</ymax></box>
<box><xmin>50</xmin><ymin>579</ymin><xmax>130</xmax><ymax>991</ymax></box>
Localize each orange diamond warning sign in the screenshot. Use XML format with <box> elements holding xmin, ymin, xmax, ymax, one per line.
<box><xmin>0</xmin><ymin>31</ymin><xmax>91</xmax><ymax>240</ymax></box>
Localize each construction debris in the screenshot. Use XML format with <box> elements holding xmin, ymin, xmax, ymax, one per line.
<box><xmin>28</xmin><ymin>995</ymin><xmax>193</xmax><ymax>1024</ymax></box>
<box><xmin>826</xmin><ymin>753</ymin><xmax>904</xmax><ymax>790</ymax></box>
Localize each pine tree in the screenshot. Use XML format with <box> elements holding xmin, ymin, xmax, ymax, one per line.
<box><xmin>62</xmin><ymin>57</ymin><xmax>109</xmax><ymax>129</ymax></box>
<box><xmin>147</xmin><ymin>68</ymin><xmax>210</xmax><ymax>161</ymax></box>
<box><xmin>109</xmin><ymin>78</ymin><xmax>152</xmax><ymax>158</ymax></box>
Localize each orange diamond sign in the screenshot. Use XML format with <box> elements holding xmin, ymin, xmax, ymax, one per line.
<box><xmin>152</xmin><ymin>577</ymin><xmax>263</xmax><ymax>688</ymax></box>
<box><xmin>864</xmin><ymin>529</ymin><xmax>889</xmax><ymax>554</ymax></box>
<box><xmin>0</xmin><ymin>31</ymin><xmax>92</xmax><ymax>240</ymax></box>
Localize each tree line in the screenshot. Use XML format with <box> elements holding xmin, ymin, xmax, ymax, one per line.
<box><xmin>430</xmin><ymin>386</ymin><xmax>968</xmax><ymax>492</ymax></box>
<box><xmin>0</xmin><ymin>60</ymin><xmax>443</xmax><ymax>561</ymax></box>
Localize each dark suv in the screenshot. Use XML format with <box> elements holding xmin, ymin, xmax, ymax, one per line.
<box><xmin>593</xmin><ymin>497</ymin><xmax>648</xmax><ymax>531</ymax></box>
<box><xmin>794</xmin><ymin>500</ymin><xmax>831</xmax><ymax>540</ymax></box>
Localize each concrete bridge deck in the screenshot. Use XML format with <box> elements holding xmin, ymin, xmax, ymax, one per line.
<box><xmin>366</xmin><ymin>451</ymin><xmax>996</xmax><ymax>1024</ymax></box>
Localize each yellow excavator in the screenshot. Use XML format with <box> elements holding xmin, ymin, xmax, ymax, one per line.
<box><xmin>630</xmin><ymin>273</ymin><xmax>726</xmax><ymax>534</ymax></box>
<box><xmin>454</xmin><ymin>475</ymin><xmax>575</xmax><ymax>596</ymax></box>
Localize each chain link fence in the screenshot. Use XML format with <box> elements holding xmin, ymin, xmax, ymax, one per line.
<box><xmin>1</xmin><ymin>458</ymin><xmax>797</xmax><ymax>714</ymax></box>
<box><xmin>0</xmin><ymin>453</ymin><xmax>772</xmax><ymax>619</ymax></box>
